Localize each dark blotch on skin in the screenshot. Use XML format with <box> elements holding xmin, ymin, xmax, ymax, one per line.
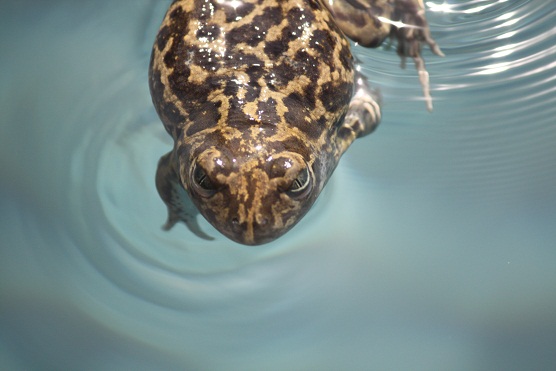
<box><xmin>283</xmin><ymin>93</ymin><xmax>320</xmax><ymax>139</ymax></box>
<box><xmin>227</xmin><ymin>23</ymin><xmax>264</xmax><ymax>47</ymax></box>
<box><xmin>159</xmin><ymin>8</ymin><xmax>191</xmax><ymax>69</ymax></box>
<box><xmin>170</xmin><ymin>73</ymin><xmax>222</xmax><ymax>110</ymax></box>
<box><xmin>281</xmin><ymin>7</ymin><xmax>311</xmax><ymax>45</ymax></box>
<box><xmin>319</xmin><ymin>81</ymin><xmax>352</xmax><ymax>114</ymax></box>
<box><xmin>294</xmin><ymin>49</ymin><xmax>320</xmax><ymax>84</ymax></box>
<box><xmin>192</xmin><ymin>0</ymin><xmax>217</xmax><ymax>21</ymax></box>
<box><xmin>189</xmin><ymin>40</ymin><xmax>222</xmax><ymax>72</ymax></box>
<box><xmin>257</xmin><ymin>98</ymin><xmax>281</xmax><ymax>125</ymax></box>
<box><xmin>226</xmin><ymin>6</ymin><xmax>282</xmax><ymax>47</ymax></box>
<box><xmin>280</xmin><ymin>24</ymin><xmax>298</xmax><ymax>45</ymax></box>
<box><xmin>196</xmin><ymin>23</ymin><xmax>221</xmax><ymax>41</ymax></box>
<box><xmin>266</xmin><ymin>48</ymin><xmax>321</xmax><ymax>94</ymax></box>
<box><xmin>271</xmin><ymin>135</ymin><xmax>312</xmax><ymax>160</ymax></box>
<box><xmin>169</xmin><ymin>6</ymin><xmax>189</xmax><ymax>28</ymax></box>
<box><xmin>158</xmin><ymin>6</ymin><xmax>191</xmax><ymax>59</ymax></box>
<box><xmin>255</xmin><ymin>6</ymin><xmax>283</xmax><ymax>29</ymax></box>
<box><xmin>234</xmin><ymin>52</ymin><xmax>264</xmax><ymax>70</ymax></box>
<box><xmin>156</xmin><ymin>25</ymin><xmax>172</xmax><ymax>52</ymax></box>
<box><xmin>246</xmin><ymin>64</ymin><xmax>265</xmax><ymax>83</ymax></box>
<box><xmin>264</xmin><ymin>39</ymin><xmax>288</xmax><ymax>59</ymax></box>
<box><xmin>338</xmin><ymin>42</ymin><xmax>353</xmax><ymax>71</ymax></box>
<box><xmin>227</xmin><ymin>103</ymin><xmax>256</xmax><ymax>129</ymax></box>
<box><xmin>244</xmin><ymin>83</ymin><xmax>261</xmax><ymax>102</ymax></box>
<box><xmin>287</xmin><ymin>6</ymin><xmax>315</xmax><ymax>27</ymax></box>
<box><xmin>309</xmin><ymin>29</ymin><xmax>335</xmax><ymax>66</ymax></box>
<box><xmin>185</xmin><ymin>101</ymin><xmax>222</xmax><ymax>136</ymax></box>
<box><xmin>223</xmin><ymin>79</ymin><xmax>239</xmax><ymax>97</ymax></box>
<box><xmin>268</xmin><ymin>62</ymin><xmax>294</xmax><ymax>90</ymax></box>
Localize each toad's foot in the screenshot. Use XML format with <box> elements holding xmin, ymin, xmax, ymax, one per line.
<box><xmin>156</xmin><ymin>151</ymin><xmax>214</xmax><ymax>240</ymax></box>
<box><xmin>327</xmin><ymin>0</ymin><xmax>443</xmax><ymax>111</ymax></box>
<box><xmin>388</xmin><ymin>0</ymin><xmax>444</xmax><ymax>111</ymax></box>
<box><xmin>337</xmin><ymin>71</ymin><xmax>381</xmax><ymax>153</ymax></box>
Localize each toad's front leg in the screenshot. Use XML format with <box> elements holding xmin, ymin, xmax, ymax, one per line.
<box><xmin>326</xmin><ymin>0</ymin><xmax>444</xmax><ymax>111</ymax></box>
<box><xmin>156</xmin><ymin>151</ymin><xmax>214</xmax><ymax>240</ymax></box>
<box><xmin>336</xmin><ymin>71</ymin><xmax>382</xmax><ymax>154</ymax></box>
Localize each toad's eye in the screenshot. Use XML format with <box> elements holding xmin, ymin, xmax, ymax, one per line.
<box><xmin>286</xmin><ymin>166</ymin><xmax>312</xmax><ymax>198</ymax></box>
<box><xmin>191</xmin><ymin>162</ymin><xmax>217</xmax><ymax>197</ymax></box>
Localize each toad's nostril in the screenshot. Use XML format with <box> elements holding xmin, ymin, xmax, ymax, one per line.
<box><xmin>231</xmin><ymin>217</ymin><xmax>241</xmax><ymax>232</ymax></box>
<box><xmin>255</xmin><ymin>217</ymin><xmax>269</xmax><ymax>228</ymax></box>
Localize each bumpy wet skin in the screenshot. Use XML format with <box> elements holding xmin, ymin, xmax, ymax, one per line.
<box><xmin>149</xmin><ymin>0</ymin><xmax>441</xmax><ymax>245</ymax></box>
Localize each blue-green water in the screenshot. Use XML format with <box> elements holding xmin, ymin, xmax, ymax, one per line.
<box><xmin>1</xmin><ymin>1</ymin><xmax>556</xmax><ymax>369</ymax></box>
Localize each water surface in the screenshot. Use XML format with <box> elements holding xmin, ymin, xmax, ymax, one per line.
<box><xmin>1</xmin><ymin>1</ymin><xmax>556</xmax><ymax>369</ymax></box>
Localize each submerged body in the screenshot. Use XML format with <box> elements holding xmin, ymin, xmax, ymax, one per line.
<box><xmin>149</xmin><ymin>0</ymin><xmax>442</xmax><ymax>245</ymax></box>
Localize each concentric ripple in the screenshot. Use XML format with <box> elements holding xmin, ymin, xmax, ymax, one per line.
<box><xmin>63</xmin><ymin>54</ymin><xmax>321</xmax><ymax>300</ymax></box>
<box><xmin>351</xmin><ymin>0</ymin><xmax>556</xmax><ymax>203</ymax></box>
<box><xmin>2</xmin><ymin>0</ymin><xmax>556</xmax><ymax>369</ymax></box>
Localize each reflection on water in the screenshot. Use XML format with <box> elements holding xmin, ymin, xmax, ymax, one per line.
<box><xmin>1</xmin><ymin>0</ymin><xmax>556</xmax><ymax>369</ymax></box>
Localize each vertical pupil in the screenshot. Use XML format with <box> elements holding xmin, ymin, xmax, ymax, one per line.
<box><xmin>290</xmin><ymin>168</ymin><xmax>309</xmax><ymax>192</ymax></box>
<box><xmin>194</xmin><ymin>165</ymin><xmax>213</xmax><ymax>190</ymax></box>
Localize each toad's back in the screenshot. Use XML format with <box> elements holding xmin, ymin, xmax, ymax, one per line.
<box><xmin>149</xmin><ymin>0</ymin><xmax>354</xmax><ymax>144</ymax></box>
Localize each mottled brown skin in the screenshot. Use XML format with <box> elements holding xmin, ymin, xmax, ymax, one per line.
<box><xmin>149</xmin><ymin>0</ymin><xmax>441</xmax><ymax>245</ymax></box>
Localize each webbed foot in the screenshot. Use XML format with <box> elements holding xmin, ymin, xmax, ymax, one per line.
<box><xmin>337</xmin><ymin>71</ymin><xmax>381</xmax><ymax>152</ymax></box>
<box><xmin>389</xmin><ymin>0</ymin><xmax>444</xmax><ymax>111</ymax></box>
<box><xmin>348</xmin><ymin>71</ymin><xmax>382</xmax><ymax>138</ymax></box>
<box><xmin>327</xmin><ymin>0</ymin><xmax>443</xmax><ymax>111</ymax></box>
<box><xmin>156</xmin><ymin>151</ymin><xmax>214</xmax><ymax>240</ymax></box>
